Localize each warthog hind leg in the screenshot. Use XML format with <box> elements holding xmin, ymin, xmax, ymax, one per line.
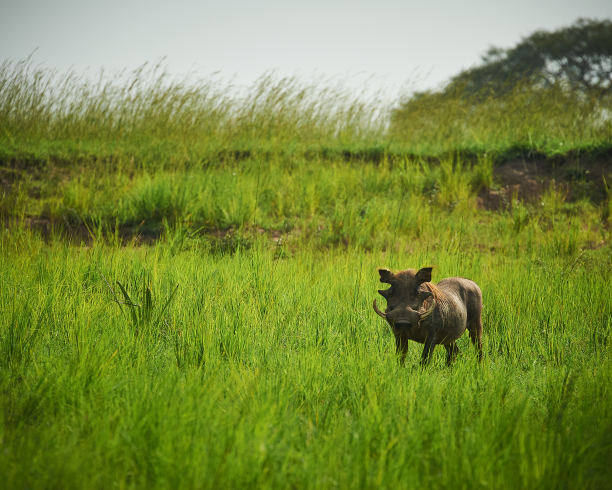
<box><xmin>467</xmin><ymin>318</ymin><xmax>483</xmax><ymax>361</ymax></box>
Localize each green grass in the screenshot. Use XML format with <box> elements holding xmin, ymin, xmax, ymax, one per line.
<box><xmin>1</xmin><ymin>228</ymin><xmax>610</xmax><ymax>489</ymax></box>
<box><xmin>1</xmin><ymin>59</ymin><xmax>611</xmax><ymax>488</ymax></box>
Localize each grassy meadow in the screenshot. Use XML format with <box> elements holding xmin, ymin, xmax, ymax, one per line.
<box><xmin>1</xmin><ymin>60</ymin><xmax>611</xmax><ymax>489</ymax></box>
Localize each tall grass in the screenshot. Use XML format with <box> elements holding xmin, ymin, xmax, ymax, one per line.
<box><xmin>389</xmin><ymin>80</ymin><xmax>612</xmax><ymax>156</ymax></box>
<box><xmin>1</xmin><ymin>58</ymin><xmax>611</xmax><ymax>166</ymax></box>
<box><xmin>0</xmin><ymin>59</ymin><xmax>386</xmax><ymax>164</ymax></box>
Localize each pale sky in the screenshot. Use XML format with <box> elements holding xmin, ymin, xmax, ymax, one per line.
<box><xmin>1</xmin><ymin>0</ymin><xmax>611</xmax><ymax>99</ymax></box>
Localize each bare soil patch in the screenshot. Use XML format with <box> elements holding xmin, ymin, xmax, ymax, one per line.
<box><xmin>478</xmin><ymin>156</ymin><xmax>611</xmax><ymax>210</ymax></box>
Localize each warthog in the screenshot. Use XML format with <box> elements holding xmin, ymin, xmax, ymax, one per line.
<box><xmin>373</xmin><ymin>267</ymin><xmax>483</xmax><ymax>365</ymax></box>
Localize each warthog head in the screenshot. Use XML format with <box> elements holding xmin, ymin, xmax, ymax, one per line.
<box><xmin>373</xmin><ymin>267</ymin><xmax>436</xmax><ymax>333</ymax></box>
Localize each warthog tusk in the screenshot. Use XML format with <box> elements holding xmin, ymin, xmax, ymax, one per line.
<box><xmin>419</xmin><ymin>298</ymin><xmax>436</xmax><ymax>320</ymax></box>
<box><xmin>373</xmin><ymin>299</ymin><xmax>387</xmax><ymax>319</ymax></box>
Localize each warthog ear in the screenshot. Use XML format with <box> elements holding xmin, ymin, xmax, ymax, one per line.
<box><xmin>415</xmin><ymin>267</ymin><xmax>433</xmax><ymax>284</ymax></box>
<box><xmin>378</xmin><ymin>268</ymin><xmax>393</xmax><ymax>284</ymax></box>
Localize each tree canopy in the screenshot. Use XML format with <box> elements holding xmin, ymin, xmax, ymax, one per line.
<box><xmin>447</xmin><ymin>18</ymin><xmax>612</xmax><ymax>96</ymax></box>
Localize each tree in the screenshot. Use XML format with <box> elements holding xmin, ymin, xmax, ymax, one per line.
<box><xmin>447</xmin><ymin>18</ymin><xmax>612</xmax><ymax>96</ymax></box>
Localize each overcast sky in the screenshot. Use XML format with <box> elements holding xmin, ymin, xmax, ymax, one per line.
<box><xmin>1</xmin><ymin>0</ymin><xmax>611</xmax><ymax>98</ymax></box>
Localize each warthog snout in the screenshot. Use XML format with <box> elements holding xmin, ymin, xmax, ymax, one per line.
<box><xmin>393</xmin><ymin>320</ymin><xmax>412</xmax><ymax>329</ymax></box>
<box><xmin>373</xmin><ymin>266</ymin><xmax>483</xmax><ymax>366</ymax></box>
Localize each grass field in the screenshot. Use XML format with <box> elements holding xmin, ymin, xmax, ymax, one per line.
<box><xmin>1</xmin><ymin>61</ymin><xmax>611</xmax><ymax>489</ymax></box>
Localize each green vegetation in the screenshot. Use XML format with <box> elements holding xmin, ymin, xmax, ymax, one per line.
<box><xmin>1</xmin><ymin>56</ymin><xmax>611</xmax><ymax>488</ymax></box>
<box><xmin>390</xmin><ymin>81</ymin><xmax>612</xmax><ymax>155</ymax></box>
<box><xmin>1</xmin><ymin>57</ymin><xmax>611</xmax><ymax>166</ymax></box>
<box><xmin>1</xmin><ymin>224</ymin><xmax>610</xmax><ymax>489</ymax></box>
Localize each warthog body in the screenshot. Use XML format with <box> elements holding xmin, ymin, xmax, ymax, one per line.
<box><xmin>373</xmin><ymin>267</ymin><xmax>483</xmax><ymax>365</ymax></box>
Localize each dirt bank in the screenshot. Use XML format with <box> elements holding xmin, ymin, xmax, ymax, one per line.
<box><xmin>478</xmin><ymin>156</ymin><xmax>610</xmax><ymax>210</ymax></box>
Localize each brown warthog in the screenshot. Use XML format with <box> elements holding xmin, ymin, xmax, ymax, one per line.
<box><xmin>373</xmin><ymin>267</ymin><xmax>483</xmax><ymax>366</ymax></box>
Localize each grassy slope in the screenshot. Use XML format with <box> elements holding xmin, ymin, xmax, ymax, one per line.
<box><xmin>1</xmin><ymin>61</ymin><xmax>612</xmax><ymax>489</ymax></box>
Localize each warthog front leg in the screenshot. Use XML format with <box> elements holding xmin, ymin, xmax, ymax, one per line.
<box><xmin>395</xmin><ymin>336</ymin><xmax>409</xmax><ymax>366</ymax></box>
<box><xmin>444</xmin><ymin>342</ymin><xmax>459</xmax><ymax>366</ymax></box>
<box><xmin>421</xmin><ymin>336</ymin><xmax>435</xmax><ymax>366</ymax></box>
